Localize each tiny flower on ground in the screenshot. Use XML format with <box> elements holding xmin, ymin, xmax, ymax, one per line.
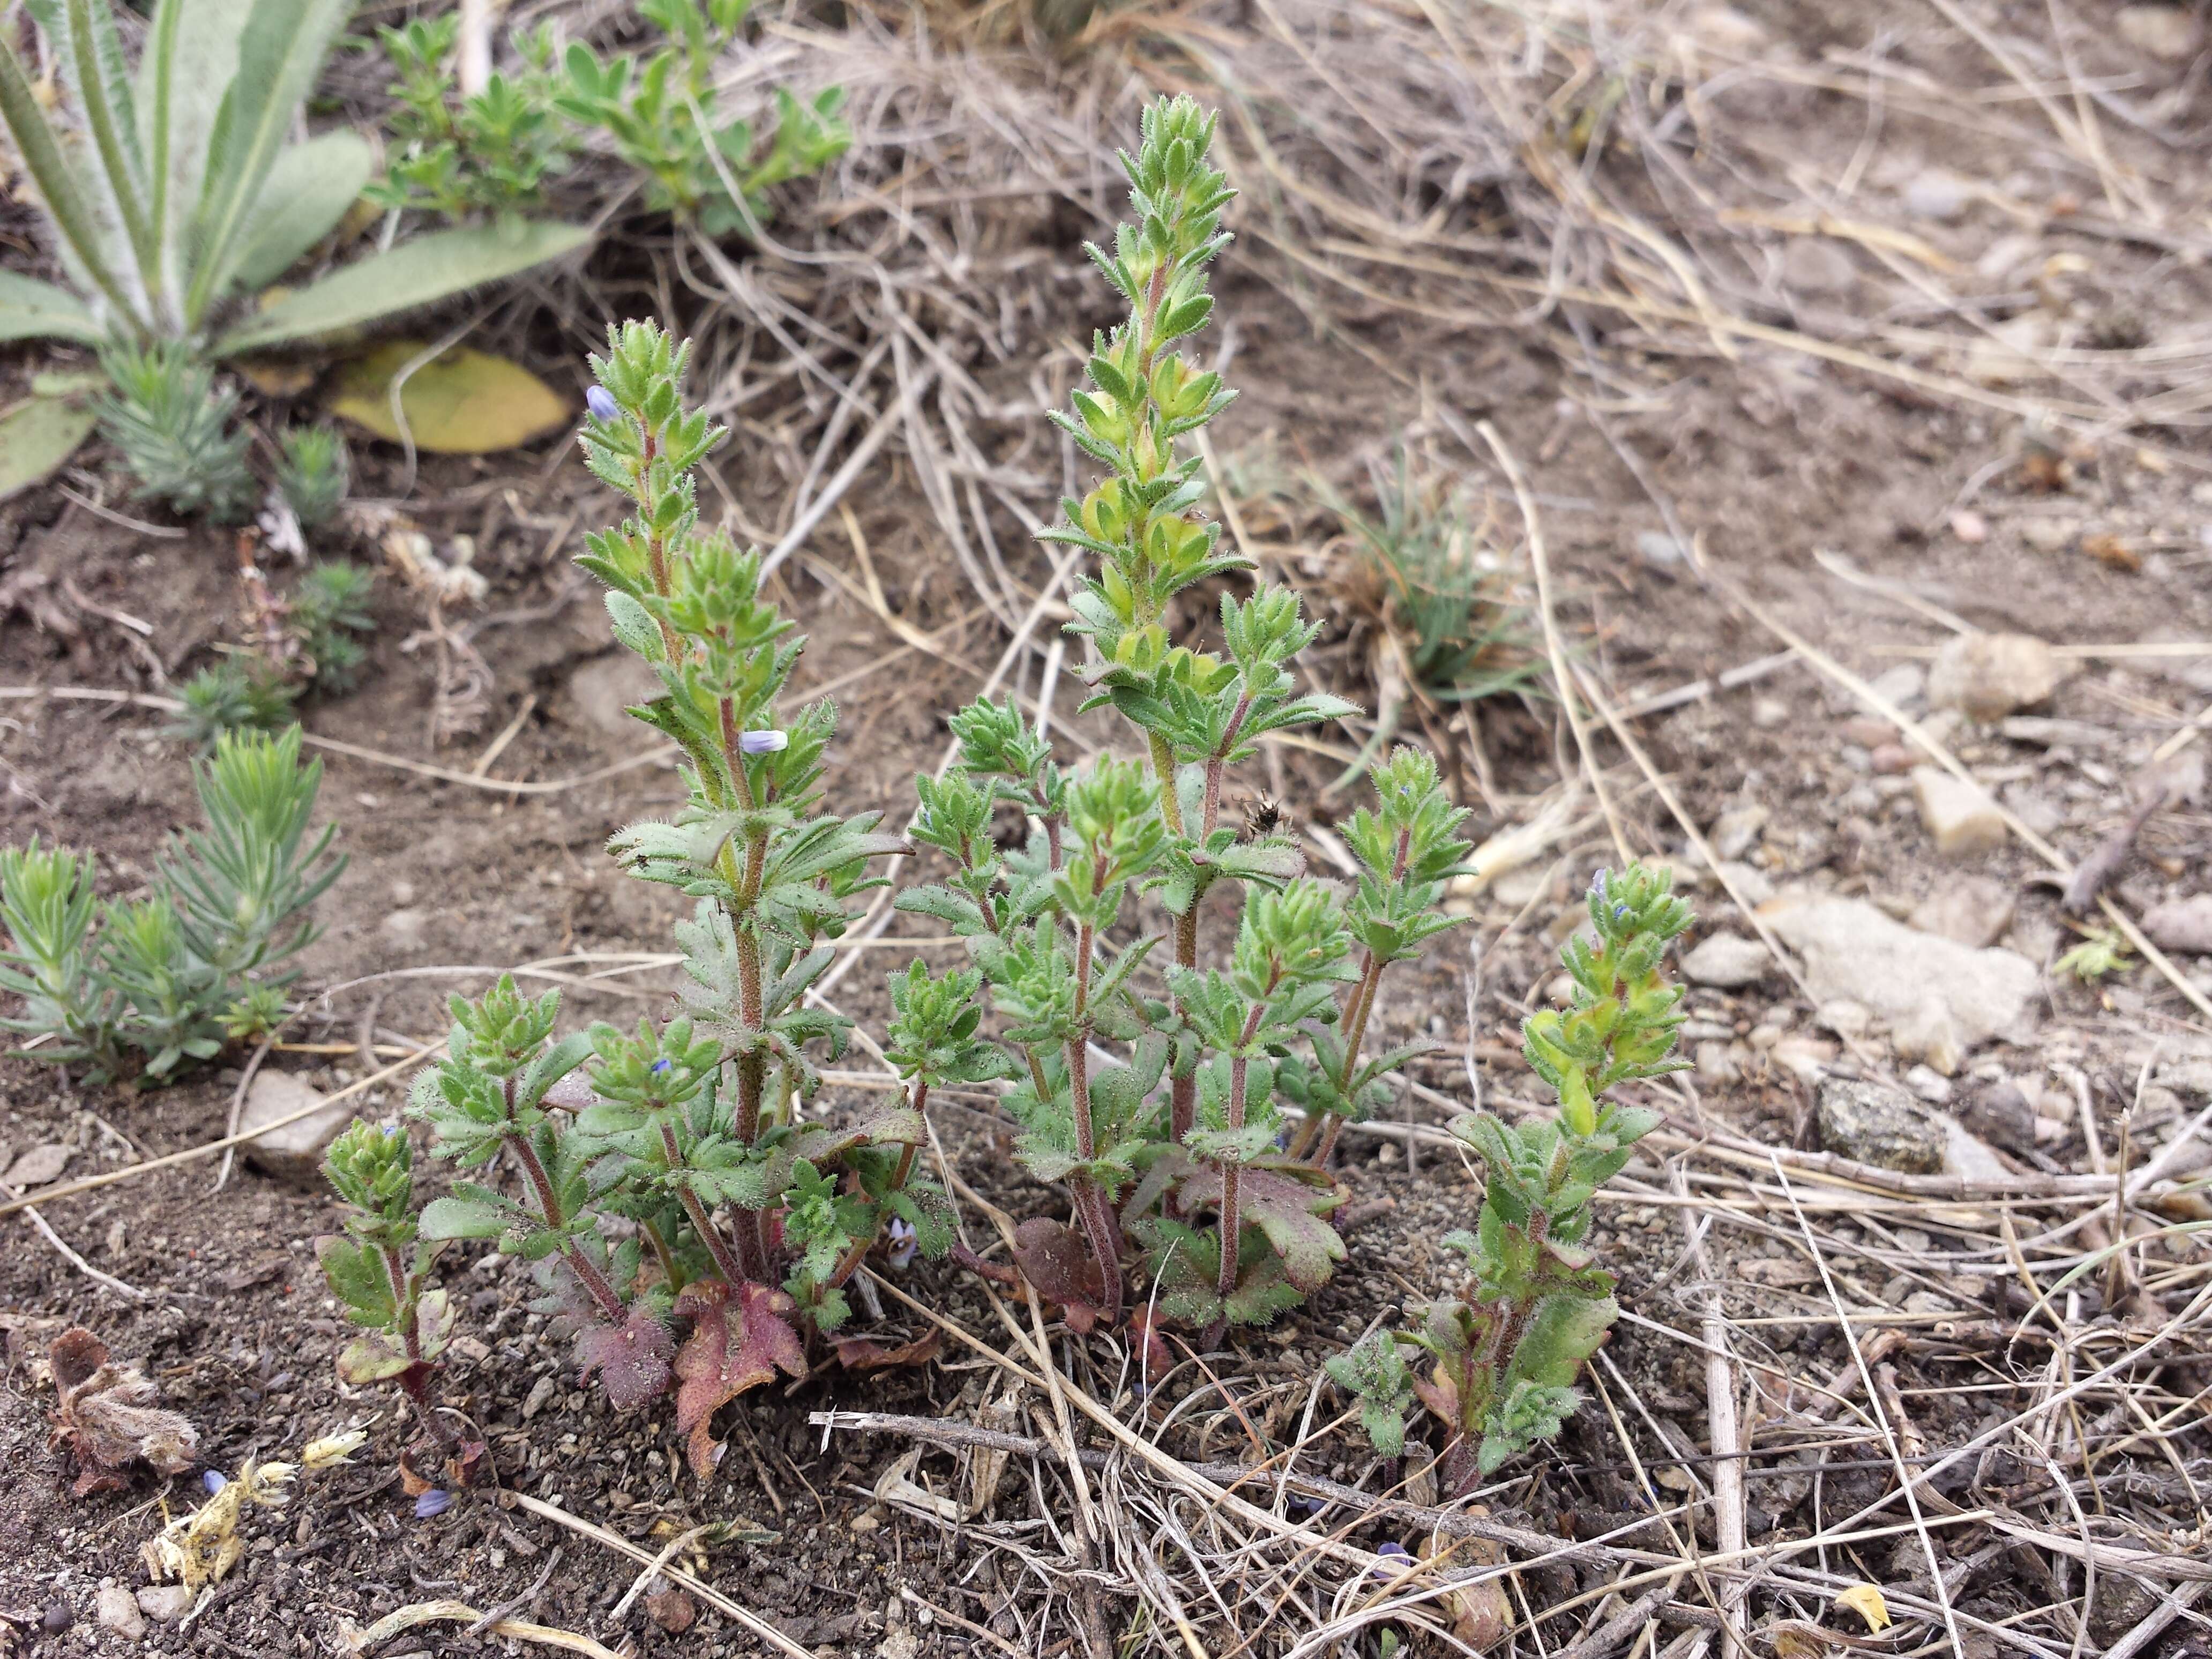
<box><xmin>414</xmin><ymin>1489</ymin><xmax>452</xmax><ymax>1519</ymax></box>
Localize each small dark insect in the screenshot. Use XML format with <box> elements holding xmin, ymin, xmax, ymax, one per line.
<box><xmin>1240</xmin><ymin>794</ymin><xmax>1284</xmax><ymax>841</ymax></box>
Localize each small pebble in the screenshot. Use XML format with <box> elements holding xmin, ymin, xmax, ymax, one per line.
<box><xmin>43</xmin><ymin>1601</ymin><xmax>73</xmax><ymax>1635</ymax></box>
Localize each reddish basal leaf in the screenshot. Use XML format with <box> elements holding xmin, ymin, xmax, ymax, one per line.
<box><xmin>831</xmin><ymin>1329</ymin><xmax>942</xmax><ymax>1372</ymax></box>
<box><xmin>670</xmin><ymin>1281</ymin><xmax>805</xmax><ymax>1478</ymax></box>
<box><xmin>1129</xmin><ymin>1305</ymin><xmax>1173</xmax><ymax>1390</ymax></box>
<box><xmin>1011</xmin><ymin>1217</ymin><xmax>1104</xmax><ymax>1331</ymax></box>
<box><xmin>46</xmin><ymin>1328</ymin><xmax>198</xmax><ymax>1496</ymax></box>
<box><xmin>575</xmin><ymin>1307</ymin><xmax>675</xmax><ymax>1410</ymax></box>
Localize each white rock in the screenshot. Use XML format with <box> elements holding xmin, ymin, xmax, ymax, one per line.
<box><xmin>1903</xmin><ymin>170</ymin><xmax>1969</xmax><ymax>221</ymax></box>
<box><xmin>239</xmin><ymin>1072</ymin><xmax>357</xmax><ymax>1186</ymax></box>
<box><xmin>2143</xmin><ymin>894</ymin><xmax>2212</xmax><ymax>956</ymax></box>
<box><xmin>1816</xmin><ymin>999</ymin><xmax>1875</xmax><ymax>1039</ymax></box>
<box><xmin>1904</xmin><ymin>1064</ymin><xmax>1954</xmax><ymax>1103</ymax></box>
<box><xmin>1761</xmin><ymin>896</ymin><xmax>2039</xmax><ymax>1062</ymax></box>
<box><xmin>1910</xmin><ymin>876</ymin><xmax>2016</xmax><ymax>947</ymax></box>
<box><xmin>1781</xmin><ymin>237</ymin><xmax>1857</xmax><ymax>293</ymax></box>
<box><xmin>1680</xmin><ymin>933</ymin><xmax>1772</xmax><ymax>989</ymax></box>
<box><xmin>1927</xmin><ymin>632</ymin><xmax>2065</xmax><ymax>721</ymax></box>
<box><xmin>1912</xmin><ymin>768</ymin><xmax>2007</xmax><ymax>857</ymax></box>
<box><xmin>96</xmin><ymin>1585</ymin><xmax>145</xmax><ymax>1641</ymax></box>
<box><xmin>1695</xmin><ymin>1041</ymin><xmax>1742</xmax><ymax>1086</ymax></box>
<box><xmin>1713</xmin><ymin>861</ymin><xmax>1776</xmax><ymax>906</ymax></box>
<box><xmin>1710</xmin><ymin>804</ymin><xmax>1769</xmax><ymax>861</ymax></box>
<box><xmin>1636</xmin><ymin>530</ymin><xmax>1686</xmax><ymax>567</ymax></box>
<box><xmin>1893</xmin><ymin>998</ymin><xmax>1965</xmax><ymax>1075</ymax></box>
<box><xmin>1866</xmin><ymin>663</ymin><xmax>1926</xmax><ymax>711</ymax></box>
<box><xmin>136</xmin><ymin>1586</ymin><xmax>192</xmax><ymax>1624</ymax></box>
<box><xmin>2118</xmin><ymin>3</ymin><xmax>2201</xmax><ymax>58</ymax></box>
<box><xmin>380</xmin><ymin>908</ymin><xmax>427</xmax><ymax>949</ymax></box>
<box><xmin>1</xmin><ymin>1142</ymin><xmax>71</xmax><ymax>1189</ymax></box>
<box><xmin>1751</xmin><ymin>696</ymin><xmax>1789</xmax><ymax>729</ymax></box>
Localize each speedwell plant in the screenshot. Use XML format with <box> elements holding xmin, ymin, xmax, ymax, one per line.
<box><xmin>1330</xmin><ymin>864</ymin><xmax>1690</xmax><ymax>1490</ymax></box>
<box><xmin>898</xmin><ymin>96</ymin><xmax>1471</xmax><ymax>1341</ymax></box>
<box><xmin>323</xmin><ymin>323</ymin><xmax>959</xmax><ymax>1475</ymax></box>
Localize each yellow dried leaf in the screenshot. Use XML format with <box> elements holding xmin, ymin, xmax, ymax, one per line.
<box><xmin>327</xmin><ymin>341</ymin><xmax>572</xmax><ymax>454</ymax></box>
<box><xmin>1834</xmin><ymin>1583</ymin><xmax>1892</xmax><ymax>1632</ymax></box>
<box><xmin>233</xmin><ymin>357</ymin><xmax>319</xmax><ymax>397</ymax></box>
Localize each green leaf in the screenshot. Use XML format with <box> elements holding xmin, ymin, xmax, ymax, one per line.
<box><xmin>187</xmin><ymin>0</ymin><xmax>353</xmax><ymax>323</ymax></box>
<box><xmin>0</xmin><ymin>273</ymin><xmax>103</xmax><ymax>345</ymax></box>
<box><xmin>417</xmin><ymin>1195</ymin><xmax>514</xmax><ymax>1240</ymax></box>
<box><xmin>335</xmin><ymin>1332</ymin><xmax>417</xmax><ymax>1385</ymax></box>
<box><xmin>0</xmin><ymin>36</ymin><xmax>139</xmax><ymax>326</ymax></box>
<box><xmin>139</xmin><ymin>0</ymin><xmax>254</xmax><ymax>267</ymax></box>
<box><xmin>222</xmin><ymin>128</ymin><xmax>371</xmax><ymax>292</ymax></box>
<box><xmin>0</xmin><ymin>389</ymin><xmax>99</xmax><ymax>502</ymax></box>
<box><xmin>54</xmin><ymin>0</ymin><xmax>156</xmax><ymax>285</ymax></box>
<box><xmin>214</xmin><ymin>222</ymin><xmax>593</xmax><ymax>355</ymax></box>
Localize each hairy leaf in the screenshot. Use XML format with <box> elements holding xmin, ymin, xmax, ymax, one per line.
<box><xmin>212</xmin><ymin>221</ymin><xmax>592</xmax><ymax>354</ymax></box>
<box><xmin>670</xmin><ymin>1280</ymin><xmax>805</xmax><ymax>1477</ymax></box>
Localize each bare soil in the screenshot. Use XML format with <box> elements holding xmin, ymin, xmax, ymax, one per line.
<box><xmin>6</xmin><ymin>2</ymin><xmax>2212</xmax><ymax>1655</ymax></box>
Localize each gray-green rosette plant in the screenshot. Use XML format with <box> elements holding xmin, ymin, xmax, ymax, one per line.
<box><xmin>1329</xmin><ymin>864</ymin><xmax>1691</xmax><ymax>1490</ymax></box>
<box><xmin>899</xmin><ymin>97</ymin><xmax>1471</xmax><ymax>1342</ymax></box>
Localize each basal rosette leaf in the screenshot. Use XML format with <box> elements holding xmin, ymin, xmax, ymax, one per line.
<box><xmin>669</xmin><ymin>1279</ymin><xmax>806</xmax><ymax>1477</ymax></box>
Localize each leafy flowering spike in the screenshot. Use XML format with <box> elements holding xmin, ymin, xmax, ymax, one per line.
<box><xmin>1335</xmin><ymin>862</ymin><xmax>1690</xmax><ymax>1493</ymax></box>
<box><xmin>899</xmin><ymin>98</ymin><xmax>1466</xmax><ymax>1342</ymax></box>
<box><xmin>327</xmin><ymin>312</ymin><xmax>923</xmax><ymax>1439</ymax></box>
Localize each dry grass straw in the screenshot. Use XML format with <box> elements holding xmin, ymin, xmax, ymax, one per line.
<box><xmin>13</xmin><ymin>1</ymin><xmax>2211</xmax><ymax>1653</ymax></box>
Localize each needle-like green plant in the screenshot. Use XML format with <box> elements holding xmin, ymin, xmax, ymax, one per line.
<box><xmin>899</xmin><ymin>97</ymin><xmax>1471</xmax><ymax>1341</ymax></box>
<box><xmin>0</xmin><ymin>0</ymin><xmax>587</xmax><ymax>357</ymax></box>
<box><xmin>0</xmin><ymin>726</ymin><xmax>343</xmax><ymax>1081</ymax></box>
<box><xmin>1329</xmin><ymin>864</ymin><xmax>1690</xmax><ymax>1490</ymax></box>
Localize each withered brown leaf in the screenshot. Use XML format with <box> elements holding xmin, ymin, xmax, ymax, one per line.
<box><xmin>47</xmin><ymin>1328</ymin><xmax>198</xmax><ymax>1496</ymax></box>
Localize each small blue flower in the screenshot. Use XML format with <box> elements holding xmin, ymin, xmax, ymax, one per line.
<box><xmin>202</xmin><ymin>1469</ymin><xmax>228</xmax><ymax>1496</ymax></box>
<box><xmin>886</xmin><ymin>1217</ymin><xmax>917</xmax><ymax>1271</ymax></box>
<box><xmin>585</xmin><ymin>386</ymin><xmax>618</xmax><ymax>421</ymax></box>
<box><xmin>414</xmin><ymin>1489</ymin><xmax>451</xmax><ymax>1519</ymax></box>
<box><xmin>1371</xmin><ymin>1541</ymin><xmax>1414</xmax><ymax>1580</ymax></box>
<box><xmin>739</xmin><ymin>730</ymin><xmax>788</xmax><ymax>755</ymax></box>
<box><xmin>649</xmin><ymin>1058</ymin><xmax>672</xmax><ymax>1075</ymax></box>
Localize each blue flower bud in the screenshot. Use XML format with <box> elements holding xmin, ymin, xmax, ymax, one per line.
<box><xmin>586</xmin><ymin>386</ymin><xmax>618</xmax><ymax>421</ymax></box>
<box><xmin>203</xmin><ymin>1469</ymin><xmax>228</xmax><ymax>1495</ymax></box>
<box><xmin>414</xmin><ymin>1489</ymin><xmax>452</xmax><ymax>1519</ymax></box>
<box><xmin>886</xmin><ymin>1216</ymin><xmax>918</xmax><ymax>1271</ymax></box>
<box><xmin>739</xmin><ymin>730</ymin><xmax>788</xmax><ymax>754</ymax></box>
<box><xmin>649</xmin><ymin>1058</ymin><xmax>672</xmax><ymax>1075</ymax></box>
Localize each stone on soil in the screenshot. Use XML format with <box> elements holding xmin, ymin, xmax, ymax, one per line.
<box><xmin>96</xmin><ymin>1585</ymin><xmax>145</xmax><ymax>1641</ymax></box>
<box><xmin>1680</xmin><ymin>933</ymin><xmax>1772</xmax><ymax>989</ymax></box>
<box><xmin>1710</xmin><ymin>804</ymin><xmax>1768</xmax><ymax>861</ymax></box>
<box><xmin>2117</xmin><ymin>4</ymin><xmax>2202</xmax><ymax>59</ymax></box>
<box><xmin>1761</xmin><ymin>896</ymin><xmax>2039</xmax><ymax>1060</ymax></box>
<box><xmin>1911</xmin><ymin>767</ymin><xmax>2006</xmax><ymax>856</ymax></box>
<box><xmin>239</xmin><ymin>1072</ymin><xmax>357</xmax><ymax>1186</ymax></box>
<box><xmin>2142</xmin><ymin>894</ymin><xmax>2212</xmax><ymax>956</ymax></box>
<box><xmin>135</xmin><ymin>1586</ymin><xmax>192</xmax><ymax>1624</ymax></box>
<box><xmin>1892</xmin><ymin>997</ymin><xmax>1965</xmax><ymax>1074</ymax></box>
<box><xmin>1961</xmin><ymin>1080</ymin><xmax>2037</xmax><ymax>1154</ymax></box>
<box><xmin>2</xmin><ymin>1143</ymin><xmax>71</xmax><ymax>1188</ymax></box>
<box><xmin>1926</xmin><ymin>632</ymin><xmax>2064</xmax><ymax>722</ymax></box>
<box><xmin>1909</xmin><ymin>876</ymin><xmax>2015</xmax><ymax>948</ymax></box>
<box><xmin>1818</xmin><ymin>1077</ymin><xmax>1945</xmax><ymax>1172</ymax></box>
